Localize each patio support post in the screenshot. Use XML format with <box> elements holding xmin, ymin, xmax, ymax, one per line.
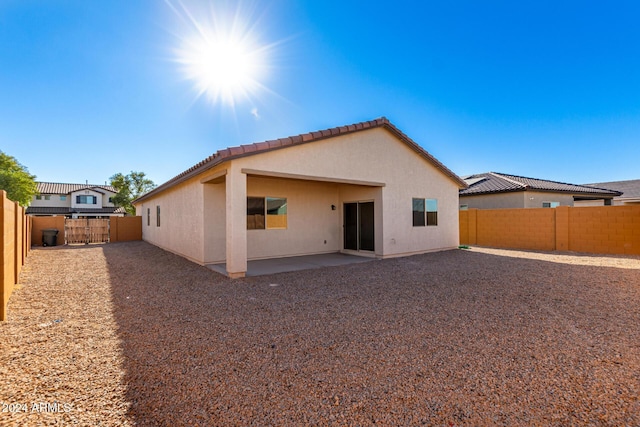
<box><xmin>225</xmin><ymin>167</ymin><xmax>247</xmax><ymax>278</ymax></box>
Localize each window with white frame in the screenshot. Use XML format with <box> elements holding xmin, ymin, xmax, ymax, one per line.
<box><xmin>542</xmin><ymin>201</ymin><xmax>560</xmax><ymax>208</ymax></box>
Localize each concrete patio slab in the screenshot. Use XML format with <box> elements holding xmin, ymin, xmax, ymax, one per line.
<box><xmin>206</xmin><ymin>252</ymin><xmax>375</xmax><ymax>277</ymax></box>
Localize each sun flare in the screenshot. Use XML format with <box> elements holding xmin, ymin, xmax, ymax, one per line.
<box><xmin>168</xmin><ymin>1</ymin><xmax>272</xmax><ymax>107</ymax></box>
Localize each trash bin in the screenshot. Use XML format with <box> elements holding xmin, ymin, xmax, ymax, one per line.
<box><xmin>42</xmin><ymin>229</ymin><xmax>59</xmax><ymax>247</ymax></box>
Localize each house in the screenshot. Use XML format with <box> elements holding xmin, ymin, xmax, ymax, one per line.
<box><xmin>577</xmin><ymin>179</ymin><xmax>640</xmax><ymax>206</ymax></box>
<box><xmin>26</xmin><ymin>182</ymin><xmax>126</xmax><ymax>218</ymax></box>
<box><xmin>133</xmin><ymin>117</ymin><xmax>467</xmax><ymax>278</ymax></box>
<box><xmin>459</xmin><ymin>172</ymin><xmax>621</xmax><ymax>209</ymax></box>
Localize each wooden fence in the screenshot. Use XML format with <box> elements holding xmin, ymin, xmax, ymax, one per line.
<box><xmin>65</xmin><ymin>218</ymin><xmax>110</xmax><ymax>244</ymax></box>
<box><xmin>1</xmin><ymin>190</ymin><xmax>30</xmax><ymax>321</ymax></box>
<box><xmin>460</xmin><ymin>205</ymin><xmax>640</xmax><ymax>255</ymax></box>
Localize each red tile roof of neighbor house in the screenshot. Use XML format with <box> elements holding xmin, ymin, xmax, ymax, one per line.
<box><xmin>460</xmin><ymin>172</ymin><xmax>622</xmax><ymax>196</ymax></box>
<box><xmin>37</xmin><ymin>182</ymin><xmax>117</xmax><ymax>194</ymax></box>
<box><xmin>134</xmin><ymin>117</ymin><xmax>468</xmax><ymax>204</ymax></box>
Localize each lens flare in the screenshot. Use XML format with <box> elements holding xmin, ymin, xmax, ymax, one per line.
<box><xmin>166</xmin><ymin>0</ymin><xmax>273</xmax><ymax>108</ymax></box>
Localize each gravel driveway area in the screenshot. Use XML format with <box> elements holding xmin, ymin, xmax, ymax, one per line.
<box><xmin>1</xmin><ymin>242</ymin><xmax>639</xmax><ymax>426</ymax></box>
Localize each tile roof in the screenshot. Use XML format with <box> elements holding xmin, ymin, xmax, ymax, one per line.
<box><xmin>36</xmin><ymin>182</ymin><xmax>117</xmax><ymax>195</ymax></box>
<box><xmin>584</xmin><ymin>179</ymin><xmax>640</xmax><ymax>199</ymax></box>
<box><xmin>26</xmin><ymin>207</ymin><xmax>126</xmax><ymax>215</ymax></box>
<box><xmin>134</xmin><ymin>117</ymin><xmax>467</xmax><ymax>204</ymax></box>
<box><xmin>460</xmin><ymin>172</ymin><xmax>622</xmax><ymax>196</ymax></box>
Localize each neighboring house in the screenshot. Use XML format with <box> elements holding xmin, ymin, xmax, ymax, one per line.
<box><xmin>577</xmin><ymin>179</ymin><xmax>640</xmax><ymax>206</ymax></box>
<box><xmin>26</xmin><ymin>182</ymin><xmax>126</xmax><ymax>218</ymax></box>
<box><xmin>459</xmin><ymin>172</ymin><xmax>621</xmax><ymax>209</ymax></box>
<box><xmin>133</xmin><ymin>117</ymin><xmax>467</xmax><ymax>278</ymax></box>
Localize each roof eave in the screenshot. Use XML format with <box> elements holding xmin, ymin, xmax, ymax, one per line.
<box><xmin>134</xmin><ymin>118</ymin><xmax>468</xmax><ymax>203</ymax></box>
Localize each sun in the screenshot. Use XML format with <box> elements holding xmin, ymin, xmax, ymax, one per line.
<box><xmin>167</xmin><ymin>1</ymin><xmax>271</xmax><ymax>107</ymax></box>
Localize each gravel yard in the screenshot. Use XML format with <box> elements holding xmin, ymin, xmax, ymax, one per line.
<box><xmin>1</xmin><ymin>242</ymin><xmax>639</xmax><ymax>426</ymax></box>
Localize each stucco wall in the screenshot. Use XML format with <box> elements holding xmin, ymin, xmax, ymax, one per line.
<box><xmin>220</xmin><ymin>127</ymin><xmax>461</xmax><ymax>258</ymax></box>
<box><xmin>246</xmin><ymin>177</ymin><xmax>343</xmax><ymax>260</ymax></box>
<box><xmin>137</xmin><ymin>126</ymin><xmax>462</xmax><ymax>265</ymax></box>
<box><xmin>31</xmin><ymin>194</ymin><xmax>71</xmax><ymax>208</ymax></box>
<box><xmin>523</xmin><ymin>191</ymin><xmax>576</xmax><ymax>208</ymax></box>
<box><xmin>136</xmin><ymin>179</ymin><xmax>205</xmax><ymax>264</ymax></box>
<box><xmin>460</xmin><ymin>192</ymin><xmax>525</xmax><ymax>209</ymax></box>
<box><xmin>461</xmin><ymin>191</ymin><xmax>581</xmax><ymax>209</ymax></box>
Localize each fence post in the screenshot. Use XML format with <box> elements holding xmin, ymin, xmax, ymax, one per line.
<box><xmin>555</xmin><ymin>206</ymin><xmax>569</xmax><ymax>251</ymax></box>
<box><xmin>468</xmin><ymin>209</ymin><xmax>478</xmax><ymax>245</ymax></box>
<box><xmin>0</xmin><ymin>191</ymin><xmax>5</xmax><ymax>321</ymax></box>
<box><xmin>110</xmin><ymin>216</ymin><xmax>118</xmax><ymax>243</ymax></box>
<box><xmin>13</xmin><ymin>201</ymin><xmax>19</xmax><ymax>286</ymax></box>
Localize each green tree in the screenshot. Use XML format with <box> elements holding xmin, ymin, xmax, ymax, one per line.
<box><xmin>0</xmin><ymin>151</ymin><xmax>38</xmax><ymax>207</ymax></box>
<box><xmin>109</xmin><ymin>171</ymin><xmax>156</xmax><ymax>216</ymax></box>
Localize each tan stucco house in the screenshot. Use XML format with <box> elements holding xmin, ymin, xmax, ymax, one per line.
<box><xmin>133</xmin><ymin>117</ymin><xmax>467</xmax><ymax>278</ymax></box>
<box><xmin>459</xmin><ymin>172</ymin><xmax>621</xmax><ymax>209</ymax></box>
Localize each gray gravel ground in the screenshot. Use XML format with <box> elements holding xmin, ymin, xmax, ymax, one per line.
<box><xmin>1</xmin><ymin>241</ymin><xmax>639</xmax><ymax>426</ymax></box>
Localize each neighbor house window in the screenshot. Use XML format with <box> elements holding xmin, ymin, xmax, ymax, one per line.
<box><xmin>247</xmin><ymin>196</ymin><xmax>287</xmax><ymax>230</ymax></box>
<box><xmin>156</xmin><ymin>206</ymin><xmax>160</xmax><ymax>227</ymax></box>
<box><xmin>44</xmin><ymin>195</ymin><xmax>51</xmax><ymax>201</ymax></box>
<box><xmin>108</xmin><ymin>197</ymin><xmax>113</xmax><ymax>203</ymax></box>
<box><xmin>147</xmin><ymin>208</ymin><xmax>150</xmax><ymax>226</ymax></box>
<box><xmin>76</xmin><ymin>195</ymin><xmax>97</xmax><ymax>204</ymax></box>
<box><xmin>459</xmin><ymin>204</ymin><xmax>468</xmax><ymax>210</ymax></box>
<box><xmin>35</xmin><ymin>195</ymin><xmax>42</xmax><ymax>200</ymax></box>
<box><xmin>542</xmin><ymin>201</ymin><xmax>560</xmax><ymax>208</ymax></box>
<box><xmin>412</xmin><ymin>198</ymin><xmax>438</xmax><ymax>226</ymax></box>
<box><xmin>60</xmin><ymin>195</ymin><xmax>67</xmax><ymax>201</ymax></box>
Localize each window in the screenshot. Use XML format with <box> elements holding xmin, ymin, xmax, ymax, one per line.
<box><xmin>44</xmin><ymin>195</ymin><xmax>51</xmax><ymax>201</ymax></box>
<box><xmin>412</xmin><ymin>198</ymin><xmax>425</xmax><ymax>227</ymax></box>
<box><xmin>60</xmin><ymin>195</ymin><xmax>67</xmax><ymax>201</ymax></box>
<box><xmin>147</xmin><ymin>208</ymin><xmax>150</xmax><ymax>226</ymax></box>
<box><xmin>247</xmin><ymin>196</ymin><xmax>287</xmax><ymax>230</ymax></box>
<box><xmin>426</xmin><ymin>199</ymin><xmax>438</xmax><ymax>225</ymax></box>
<box><xmin>76</xmin><ymin>195</ymin><xmax>97</xmax><ymax>204</ymax></box>
<box><xmin>247</xmin><ymin>197</ymin><xmax>265</xmax><ymax>229</ymax></box>
<box><xmin>542</xmin><ymin>201</ymin><xmax>560</xmax><ymax>208</ymax></box>
<box><xmin>459</xmin><ymin>204</ymin><xmax>468</xmax><ymax>210</ymax></box>
<box><xmin>412</xmin><ymin>198</ymin><xmax>438</xmax><ymax>226</ymax></box>
<box><xmin>156</xmin><ymin>206</ymin><xmax>161</xmax><ymax>227</ymax></box>
<box><xmin>266</xmin><ymin>197</ymin><xmax>287</xmax><ymax>229</ymax></box>
<box><xmin>604</xmin><ymin>199</ymin><xmax>612</xmax><ymax>206</ymax></box>
<box><xmin>108</xmin><ymin>197</ymin><xmax>113</xmax><ymax>203</ymax></box>
<box><xmin>35</xmin><ymin>195</ymin><xmax>42</xmax><ymax>200</ymax></box>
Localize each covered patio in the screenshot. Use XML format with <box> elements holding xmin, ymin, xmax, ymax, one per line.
<box><xmin>206</xmin><ymin>251</ymin><xmax>376</xmax><ymax>277</ymax></box>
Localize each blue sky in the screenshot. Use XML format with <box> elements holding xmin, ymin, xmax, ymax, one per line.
<box><xmin>1</xmin><ymin>0</ymin><xmax>639</xmax><ymax>188</ymax></box>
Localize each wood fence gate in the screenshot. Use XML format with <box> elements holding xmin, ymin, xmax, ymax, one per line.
<box><xmin>64</xmin><ymin>218</ymin><xmax>110</xmax><ymax>244</ymax></box>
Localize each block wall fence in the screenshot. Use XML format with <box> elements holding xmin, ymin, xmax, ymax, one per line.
<box><xmin>1</xmin><ymin>190</ymin><xmax>31</xmax><ymax>321</ymax></box>
<box><xmin>30</xmin><ymin>216</ymin><xmax>142</xmax><ymax>245</ymax></box>
<box><xmin>460</xmin><ymin>206</ymin><xmax>640</xmax><ymax>255</ymax></box>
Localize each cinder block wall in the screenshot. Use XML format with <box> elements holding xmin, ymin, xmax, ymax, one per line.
<box><xmin>31</xmin><ymin>216</ymin><xmax>65</xmax><ymax>246</ymax></box>
<box><xmin>460</xmin><ymin>206</ymin><xmax>640</xmax><ymax>255</ymax></box>
<box><xmin>110</xmin><ymin>216</ymin><xmax>142</xmax><ymax>242</ymax></box>
<box><xmin>568</xmin><ymin>206</ymin><xmax>640</xmax><ymax>255</ymax></box>
<box><xmin>1</xmin><ymin>190</ymin><xmax>30</xmax><ymax>321</ymax></box>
